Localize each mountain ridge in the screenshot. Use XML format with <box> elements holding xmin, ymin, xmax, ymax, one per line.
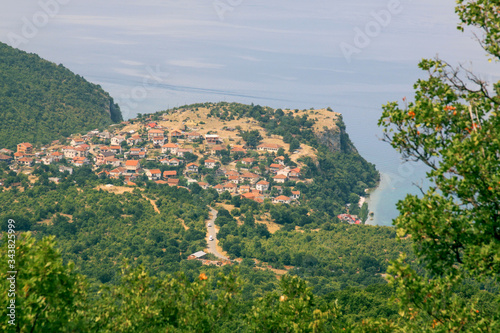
<box><xmin>0</xmin><ymin>42</ymin><xmax>122</xmax><ymax>149</ymax></box>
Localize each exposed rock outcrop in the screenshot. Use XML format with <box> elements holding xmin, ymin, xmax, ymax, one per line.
<box><xmin>315</xmin><ymin>115</ymin><xmax>357</xmax><ymax>154</ymax></box>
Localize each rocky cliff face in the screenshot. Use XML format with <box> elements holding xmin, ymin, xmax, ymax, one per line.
<box><xmin>108</xmin><ymin>100</ymin><xmax>123</xmax><ymax>123</ymax></box>
<box><xmin>315</xmin><ymin>115</ymin><xmax>358</xmax><ymax>154</ymax></box>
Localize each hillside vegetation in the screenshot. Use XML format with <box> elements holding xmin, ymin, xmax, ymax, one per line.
<box><xmin>0</xmin><ymin>99</ymin><xmax>411</xmax><ymax>331</ymax></box>
<box><xmin>0</xmin><ymin>42</ymin><xmax>122</xmax><ymax>149</ymax></box>
<box><xmin>0</xmin><ymin>94</ymin><xmax>498</xmax><ymax>330</ymax></box>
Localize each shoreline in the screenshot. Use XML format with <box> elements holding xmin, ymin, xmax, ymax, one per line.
<box><xmin>364</xmin><ymin>172</ymin><xmax>393</xmax><ymax>226</ymax></box>
<box><xmin>363</xmin><ymin>161</ymin><xmax>430</xmax><ymax>227</ymax></box>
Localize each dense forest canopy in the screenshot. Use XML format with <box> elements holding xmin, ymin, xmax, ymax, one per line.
<box><xmin>0</xmin><ymin>42</ymin><xmax>122</xmax><ymax>149</ymax></box>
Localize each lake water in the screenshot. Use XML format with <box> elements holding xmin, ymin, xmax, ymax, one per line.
<box><xmin>1</xmin><ymin>0</ymin><xmax>497</xmax><ymax>226</ymax></box>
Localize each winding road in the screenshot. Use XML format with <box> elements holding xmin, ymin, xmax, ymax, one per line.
<box><xmin>206</xmin><ymin>207</ymin><xmax>229</xmax><ymax>261</ymax></box>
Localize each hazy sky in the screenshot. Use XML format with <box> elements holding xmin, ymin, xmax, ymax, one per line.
<box><xmin>1</xmin><ymin>0</ymin><xmax>497</xmax><ymax>152</ymax></box>
<box><xmin>1</xmin><ymin>0</ymin><xmax>497</xmax><ymax>120</ymax></box>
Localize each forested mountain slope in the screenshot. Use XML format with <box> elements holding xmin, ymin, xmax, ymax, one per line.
<box><xmin>0</xmin><ymin>42</ymin><xmax>122</xmax><ymax>149</ymax></box>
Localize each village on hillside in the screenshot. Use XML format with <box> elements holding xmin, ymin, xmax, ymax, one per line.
<box><xmin>0</xmin><ymin>109</ymin><xmax>364</xmax><ymax>224</ymax></box>
<box><xmin>0</xmin><ymin>116</ymin><xmax>307</xmax><ymax>205</ymax></box>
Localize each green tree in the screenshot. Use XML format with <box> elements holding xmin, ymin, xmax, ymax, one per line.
<box><xmin>244</xmin><ymin>212</ymin><xmax>255</xmax><ymax>227</ymax></box>
<box><xmin>183</xmin><ymin>152</ymin><xmax>198</xmax><ymax>163</ymax></box>
<box><xmin>204</xmin><ymin>174</ymin><xmax>216</xmax><ymax>186</ymax></box>
<box><xmin>247</xmin><ymin>275</ymin><xmax>339</xmax><ymax>332</ymax></box>
<box><xmin>289</xmin><ymin>138</ymin><xmax>300</xmax><ymax>152</ymax></box>
<box><xmin>240</xmin><ymin>130</ymin><xmax>263</xmax><ymax>149</ymax></box>
<box><xmin>377</xmin><ymin>1</ymin><xmax>500</xmax><ymax>330</ymax></box>
<box><xmin>0</xmin><ymin>42</ymin><xmax>122</xmax><ymax>149</ymax></box>
<box><xmin>220</xmin><ymin>191</ymin><xmax>231</xmax><ymax>201</ymax></box>
<box><xmin>0</xmin><ymin>233</ymin><xmax>87</xmax><ymax>332</ymax></box>
<box><xmin>90</xmin><ymin>264</ymin><xmax>239</xmax><ymax>332</ymax></box>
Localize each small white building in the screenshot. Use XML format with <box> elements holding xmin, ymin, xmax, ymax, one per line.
<box><xmin>257</xmin><ymin>143</ymin><xmax>282</xmax><ymax>153</ymax></box>
<box><xmin>111</xmin><ymin>136</ymin><xmax>125</xmax><ymax>146</ymax></box>
<box><xmin>186</xmin><ymin>163</ymin><xmax>199</xmax><ymax>173</ymax></box>
<box><xmin>205</xmin><ymin>134</ymin><xmax>221</xmax><ymax>144</ymax></box>
<box><xmin>204</xmin><ymin>159</ymin><xmax>218</xmax><ymax>169</ymax></box>
<box><xmin>145</xmin><ymin>169</ymin><xmax>162</xmax><ymax>180</ymax></box>
<box><xmin>273</xmin><ymin>174</ymin><xmax>288</xmax><ymax>184</ymax></box>
<box><xmin>162</xmin><ymin>143</ymin><xmax>179</xmax><ymax>154</ymax></box>
<box><xmin>148</xmin><ymin>129</ymin><xmax>165</xmax><ymax>140</ymax></box>
<box><xmin>272</xmin><ymin>195</ymin><xmax>291</xmax><ymax>204</ymax></box>
<box><xmin>256</xmin><ymin>180</ymin><xmax>270</xmax><ymax>192</ymax></box>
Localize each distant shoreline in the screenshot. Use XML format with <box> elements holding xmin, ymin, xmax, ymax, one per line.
<box><xmin>364</xmin><ymin>172</ymin><xmax>393</xmax><ymax>226</ymax></box>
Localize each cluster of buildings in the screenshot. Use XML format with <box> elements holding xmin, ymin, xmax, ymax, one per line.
<box><xmin>337</xmin><ymin>214</ymin><xmax>362</xmax><ymax>225</ymax></box>
<box><xmin>1</xmin><ymin>121</ymin><xmax>304</xmax><ymax>205</ymax></box>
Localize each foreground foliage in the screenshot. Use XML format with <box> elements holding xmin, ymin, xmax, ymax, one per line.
<box><xmin>0</xmin><ymin>234</ymin><xmax>86</xmax><ymax>332</ymax></box>
<box><xmin>1</xmin><ymin>231</ymin><xmax>498</xmax><ymax>332</ymax></box>
<box><xmin>376</xmin><ymin>0</ymin><xmax>500</xmax><ymax>331</ymax></box>
<box><xmin>0</xmin><ymin>233</ymin><xmax>344</xmax><ymax>333</ymax></box>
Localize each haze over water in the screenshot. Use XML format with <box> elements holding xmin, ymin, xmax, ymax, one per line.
<box><xmin>1</xmin><ymin>0</ymin><xmax>498</xmax><ymax>226</ymax></box>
